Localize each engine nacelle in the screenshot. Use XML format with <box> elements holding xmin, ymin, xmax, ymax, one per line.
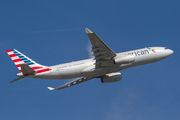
<box><xmin>114</xmin><ymin>55</ymin><xmax>134</xmax><ymax>64</ymax></box>
<box><xmin>101</xmin><ymin>72</ymin><xmax>122</xmax><ymax>83</ymax></box>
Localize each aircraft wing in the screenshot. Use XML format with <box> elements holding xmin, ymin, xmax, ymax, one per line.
<box><xmin>47</xmin><ymin>77</ymin><xmax>93</xmax><ymax>90</ymax></box>
<box><xmin>85</xmin><ymin>28</ymin><xmax>116</xmax><ymax>68</ymax></box>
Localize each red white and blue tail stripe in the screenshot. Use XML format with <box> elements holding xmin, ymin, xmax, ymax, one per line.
<box><xmin>6</xmin><ymin>49</ymin><xmax>51</xmax><ymax>74</ymax></box>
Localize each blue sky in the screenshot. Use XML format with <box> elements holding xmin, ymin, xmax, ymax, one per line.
<box><xmin>0</xmin><ymin>0</ymin><xmax>180</xmax><ymax>120</ymax></box>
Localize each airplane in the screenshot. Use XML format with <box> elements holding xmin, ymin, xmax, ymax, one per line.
<box><xmin>6</xmin><ymin>28</ymin><xmax>173</xmax><ymax>90</ymax></box>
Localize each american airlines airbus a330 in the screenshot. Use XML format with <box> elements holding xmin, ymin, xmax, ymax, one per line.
<box><xmin>6</xmin><ymin>28</ymin><xmax>173</xmax><ymax>90</ymax></box>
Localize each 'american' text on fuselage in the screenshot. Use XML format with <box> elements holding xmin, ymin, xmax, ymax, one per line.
<box><xmin>127</xmin><ymin>49</ymin><xmax>149</xmax><ymax>56</ymax></box>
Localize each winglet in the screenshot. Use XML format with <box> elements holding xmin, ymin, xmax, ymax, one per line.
<box><xmin>47</xmin><ymin>87</ymin><xmax>55</xmax><ymax>90</ymax></box>
<box><xmin>85</xmin><ymin>28</ymin><xmax>93</xmax><ymax>34</ymax></box>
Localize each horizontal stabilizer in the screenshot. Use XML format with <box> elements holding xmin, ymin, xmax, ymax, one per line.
<box><xmin>20</xmin><ymin>64</ymin><xmax>36</xmax><ymax>76</ymax></box>
<box><xmin>10</xmin><ymin>76</ymin><xmax>27</xmax><ymax>83</ymax></box>
<box><xmin>10</xmin><ymin>64</ymin><xmax>36</xmax><ymax>83</ymax></box>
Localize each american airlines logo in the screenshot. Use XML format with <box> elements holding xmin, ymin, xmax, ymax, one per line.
<box><xmin>127</xmin><ymin>49</ymin><xmax>149</xmax><ymax>56</ymax></box>
<box><xmin>147</xmin><ymin>47</ymin><xmax>156</xmax><ymax>53</ymax></box>
<box><xmin>126</xmin><ymin>48</ymin><xmax>156</xmax><ymax>56</ymax></box>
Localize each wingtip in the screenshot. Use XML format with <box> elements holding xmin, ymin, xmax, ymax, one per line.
<box><xmin>85</xmin><ymin>28</ymin><xmax>93</xmax><ymax>33</ymax></box>
<box><xmin>47</xmin><ymin>87</ymin><xmax>55</xmax><ymax>90</ymax></box>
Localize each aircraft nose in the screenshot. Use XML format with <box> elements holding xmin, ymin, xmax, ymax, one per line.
<box><xmin>167</xmin><ymin>49</ymin><xmax>174</xmax><ymax>56</ymax></box>
<box><xmin>156</xmin><ymin>48</ymin><xmax>173</xmax><ymax>60</ymax></box>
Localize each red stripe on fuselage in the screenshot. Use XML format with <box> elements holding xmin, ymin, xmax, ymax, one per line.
<box><xmin>16</xmin><ymin>64</ymin><xmax>44</xmax><ymax>72</ymax></box>
<box><xmin>36</xmin><ymin>68</ymin><xmax>51</xmax><ymax>74</ymax></box>
<box><xmin>32</xmin><ymin>66</ymin><xmax>43</xmax><ymax>70</ymax></box>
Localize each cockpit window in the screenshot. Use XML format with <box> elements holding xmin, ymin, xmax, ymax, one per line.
<box><xmin>164</xmin><ymin>47</ymin><xmax>168</xmax><ymax>49</ymax></box>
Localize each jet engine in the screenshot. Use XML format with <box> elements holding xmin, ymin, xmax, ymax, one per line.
<box><xmin>101</xmin><ymin>72</ymin><xmax>122</xmax><ymax>83</ymax></box>
<box><xmin>113</xmin><ymin>55</ymin><xmax>135</xmax><ymax>64</ymax></box>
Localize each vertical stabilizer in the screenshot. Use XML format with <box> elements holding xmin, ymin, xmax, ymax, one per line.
<box><xmin>6</xmin><ymin>49</ymin><xmax>52</xmax><ymax>74</ymax></box>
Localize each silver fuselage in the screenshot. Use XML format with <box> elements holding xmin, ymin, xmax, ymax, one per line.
<box><xmin>33</xmin><ymin>47</ymin><xmax>173</xmax><ymax>80</ymax></box>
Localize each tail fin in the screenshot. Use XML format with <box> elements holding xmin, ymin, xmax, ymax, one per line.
<box><xmin>6</xmin><ymin>49</ymin><xmax>51</xmax><ymax>74</ymax></box>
